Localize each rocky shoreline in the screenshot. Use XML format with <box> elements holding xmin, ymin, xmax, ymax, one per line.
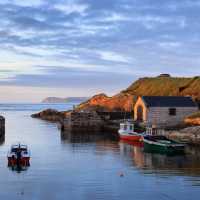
<box><xmin>32</xmin><ymin>109</ymin><xmax>132</xmax><ymax>135</ymax></box>
<box><xmin>167</xmin><ymin>126</ymin><xmax>200</xmax><ymax>145</ymax></box>
<box><xmin>32</xmin><ymin>108</ymin><xmax>200</xmax><ymax>145</ymax></box>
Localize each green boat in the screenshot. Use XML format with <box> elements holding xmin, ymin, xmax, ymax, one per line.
<box><xmin>143</xmin><ymin>135</ymin><xmax>185</xmax><ymax>155</ymax></box>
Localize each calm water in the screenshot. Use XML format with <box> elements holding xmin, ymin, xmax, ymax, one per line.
<box><xmin>0</xmin><ymin>103</ymin><xmax>200</xmax><ymax>200</ymax></box>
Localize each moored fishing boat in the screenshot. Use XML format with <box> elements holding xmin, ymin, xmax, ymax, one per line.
<box><xmin>118</xmin><ymin>121</ymin><xmax>145</xmax><ymax>142</ymax></box>
<box><xmin>7</xmin><ymin>143</ymin><xmax>30</xmax><ymax>166</ymax></box>
<box><xmin>143</xmin><ymin>135</ymin><xmax>185</xmax><ymax>155</ymax></box>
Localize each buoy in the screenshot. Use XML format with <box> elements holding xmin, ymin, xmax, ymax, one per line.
<box><xmin>119</xmin><ymin>172</ymin><xmax>124</xmax><ymax>177</ymax></box>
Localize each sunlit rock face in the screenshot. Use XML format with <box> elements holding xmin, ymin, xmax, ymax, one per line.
<box><xmin>76</xmin><ymin>76</ymin><xmax>200</xmax><ymax>112</ymax></box>
<box><xmin>185</xmin><ymin>111</ymin><xmax>200</xmax><ymax>126</ymax></box>
<box><xmin>76</xmin><ymin>93</ymin><xmax>134</xmax><ymax>112</ymax></box>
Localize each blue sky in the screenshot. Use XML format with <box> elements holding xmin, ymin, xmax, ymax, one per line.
<box><xmin>0</xmin><ymin>0</ymin><xmax>199</xmax><ymax>102</ymax></box>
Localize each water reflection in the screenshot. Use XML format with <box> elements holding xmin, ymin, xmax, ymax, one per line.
<box><xmin>0</xmin><ymin>106</ymin><xmax>200</xmax><ymax>199</ymax></box>
<box><xmin>119</xmin><ymin>141</ymin><xmax>200</xmax><ymax>177</ymax></box>
<box><xmin>62</xmin><ymin>131</ymin><xmax>200</xmax><ymax>178</ymax></box>
<box><xmin>8</xmin><ymin>165</ymin><xmax>29</xmax><ymax>173</ymax></box>
<box><xmin>61</xmin><ymin>130</ymin><xmax>117</xmax><ymax>144</ymax></box>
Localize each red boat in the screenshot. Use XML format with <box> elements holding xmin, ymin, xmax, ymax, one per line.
<box><xmin>118</xmin><ymin>121</ymin><xmax>145</xmax><ymax>142</ymax></box>
<box><xmin>7</xmin><ymin>143</ymin><xmax>30</xmax><ymax>166</ymax></box>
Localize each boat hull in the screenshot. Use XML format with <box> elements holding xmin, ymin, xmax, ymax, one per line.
<box><xmin>8</xmin><ymin>157</ymin><xmax>30</xmax><ymax>166</ymax></box>
<box><xmin>143</xmin><ymin>138</ymin><xmax>185</xmax><ymax>155</ymax></box>
<box><xmin>120</xmin><ymin>134</ymin><xmax>143</xmax><ymax>142</ymax></box>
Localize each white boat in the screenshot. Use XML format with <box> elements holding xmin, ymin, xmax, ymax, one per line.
<box><xmin>118</xmin><ymin>121</ymin><xmax>144</xmax><ymax>142</ymax></box>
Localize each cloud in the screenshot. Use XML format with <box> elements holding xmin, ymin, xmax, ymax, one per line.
<box><xmin>0</xmin><ymin>67</ymin><xmax>136</xmax><ymax>96</ymax></box>
<box><xmin>98</xmin><ymin>51</ymin><xmax>132</xmax><ymax>63</ymax></box>
<box><xmin>54</xmin><ymin>2</ymin><xmax>89</xmax><ymax>15</ymax></box>
<box><xmin>0</xmin><ymin>0</ymin><xmax>199</xmax><ymax>101</ymax></box>
<box><xmin>0</xmin><ymin>0</ymin><xmax>44</xmax><ymax>7</ymax></box>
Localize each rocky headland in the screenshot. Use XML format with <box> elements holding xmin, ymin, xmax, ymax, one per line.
<box><xmin>32</xmin><ymin>74</ymin><xmax>200</xmax><ymax>143</ymax></box>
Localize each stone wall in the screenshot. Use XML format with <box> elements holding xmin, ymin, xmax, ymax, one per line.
<box><xmin>146</xmin><ymin>107</ymin><xmax>198</xmax><ymax>127</ymax></box>
<box><xmin>62</xmin><ymin>111</ymin><xmax>104</xmax><ymax>132</ymax></box>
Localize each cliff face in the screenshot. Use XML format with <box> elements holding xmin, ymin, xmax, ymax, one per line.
<box><xmin>76</xmin><ymin>76</ymin><xmax>200</xmax><ymax>112</ymax></box>
<box><xmin>76</xmin><ymin>93</ymin><xmax>134</xmax><ymax>112</ymax></box>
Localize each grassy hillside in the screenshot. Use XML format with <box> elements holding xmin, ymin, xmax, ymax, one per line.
<box><xmin>76</xmin><ymin>75</ymin><xmax>200</xmax><ymax>111</ymax></box>
<box><xmin>123</xmin><ymin>76</ymin><xmax>200</xmax><ymax>99</ymax></box>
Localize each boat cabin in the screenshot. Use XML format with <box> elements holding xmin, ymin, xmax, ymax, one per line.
<box><xmin>120</xmin><ymin>121</ymin><xmax>134</xmax><ymax>132</ymax></box>
<box><xmin>11</xmin><ymin>144</ymin><xmax>28</xmax><ymax>152</ymax></box>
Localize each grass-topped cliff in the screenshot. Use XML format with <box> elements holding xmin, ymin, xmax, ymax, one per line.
<box><xmin>76</xmin><ymin>75</ymin><xmax>200</xmax><ymax>112</ymax></box>
<box><xmin>123</xmin><ymin>76</ymin><xmax>200</xmax><ymax>98</ymax></box>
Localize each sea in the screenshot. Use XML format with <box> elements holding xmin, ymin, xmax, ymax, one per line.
<box><xmin>0</xmin><ymin>103</ymin><xmax>199</xmax><ymax>200</ymax></box>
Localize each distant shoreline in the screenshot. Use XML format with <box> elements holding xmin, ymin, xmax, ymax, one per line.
<box><xmin>41</xmin><ymin>97</ymin><xmax>89</xmax><ymax>104</ymax></box>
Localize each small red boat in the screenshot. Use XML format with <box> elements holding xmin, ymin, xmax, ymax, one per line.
<box><xmin>7</xmin><ymin>143</ymin><xmax>30</xmax><ymax>166</ymax></box>
<box><xmin>118</xmin><ymin>121</ymin><xmax>145</xmax><ymax>142</ymax></box>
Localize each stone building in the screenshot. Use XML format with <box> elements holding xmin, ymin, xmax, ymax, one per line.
<box><xmin>134</xmin><ymin>96</ymin><xmax>198</xmax><ymax>127</ymax></box>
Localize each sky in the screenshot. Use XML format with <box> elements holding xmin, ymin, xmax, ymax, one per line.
<box><xmin>0</xmin><ymin>0</ymin><xmax>200</xmax><ymax>102</ymax></box>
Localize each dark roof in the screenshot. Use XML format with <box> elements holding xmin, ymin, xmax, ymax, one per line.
<box><xmin>141</xmin><ymin>96</ymin><xmax>197</xmax><ymax>107</ymax></box>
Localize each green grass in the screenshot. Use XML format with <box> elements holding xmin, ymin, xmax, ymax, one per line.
<box><xmin>187</xmin><ymin>111</ymin><xmax>200</xmax><ymax>119</ymax></box>
<box><xmin>122</xmin><ymin>76</ymin><xmax>200</xmax><ymax>100</ymax></box>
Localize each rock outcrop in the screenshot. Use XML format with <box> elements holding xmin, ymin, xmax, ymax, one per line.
<box><xmin>168</xmin><ymin>126</ymin><xmax>200</xmax><ymax>145</ymax></box>
<box><xmin>31</xmin><ymin>109</ymin><xmax>68</xmax><ymax>122</ymax></box>
<box><xmin>0</xmin><ymin>116</ymin><xmax>5</xmax><ymax>144</ymax></box>
<box><xmin>76</xmin><ymin>93</ymin><xmax>134</xmax><ymax>112</ymax></box>
<box><xmin>184</xmin><ymin>111</ymin><xmax>200</xmax><ymax>126</ymax></box>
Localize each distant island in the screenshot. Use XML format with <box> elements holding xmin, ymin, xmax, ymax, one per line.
<box><xmin>42</xmin><ymin>97</ymin><xmax>89</xmax><ymax>103</ymax></box>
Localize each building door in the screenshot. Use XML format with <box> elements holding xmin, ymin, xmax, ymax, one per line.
<box><xmin>137</xmin><ymin>105</ymin><xmax>143</xmax><ymax>121</ymax></box>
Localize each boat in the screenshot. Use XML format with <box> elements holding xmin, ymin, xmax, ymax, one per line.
<box><xmin>7</xmin><ymin>143</ymin><xmax>30</xmax><ymax>166</ymax></box>
<box><xmin>143</xmin><ymin>135</ymin><xmax>185</xmax><ymax>155</ymax></box>
<box><xmin>118</xmin><ymin>121</ymin><xmax>145</xmax><ymax>142</ymax></box>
